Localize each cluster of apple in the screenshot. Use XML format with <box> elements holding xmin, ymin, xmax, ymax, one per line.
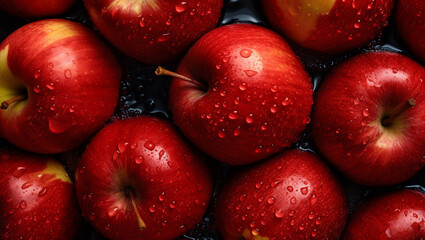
<box><xmin>1</xmin><ymin>0</ymin><xmax>425</xmax><ymax>239</ymax></box>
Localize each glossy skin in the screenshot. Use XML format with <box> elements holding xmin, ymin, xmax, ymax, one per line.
<box><xmin>0</xmin><ymin>0</ymin><xmax>76</xmax><ymax>18</ymax></box>
<box><xmin>312</xmin><ymin>52</ymin><xmax>425</xmax><ymax>186</ymax></box>
<box><xmin>0</xmin><ymin>148</ymin><xmax>80</xmax><ymax>239</ymax></box>
<box><xmin>343</xmin><ymin>189</ymin><xmax>425</xmax><ymax>239</ymax></box>
<box><xmin>169</xmin><ymin>24</ymin><xmax>313</xmax><ymax>165</ymax></box>
<box><xmin>216</xmin><ymin>150</ymin><xmax>348</xmax><ymax>240</ymax></box>
<box><xmin>261</xmin><ymin>0</ymin><xmax>395</xmax><ymax>54</ymax></box>
<box><xmin>75</xmin><ymin>117</ymin><xmax>212</xmax><ymax>240</ymax></box>
<box><xmin>85</xmin><ymin>0</ymin><xmax>222</xmax><ymax>64</ymax></box>
<box><xmin>396</xmin><ymin>0</ymin><xmax>425</xmax><ymax>64</ymax></box>
<box><xmin>0</xmin><ymin>19</ymin><xmax>121</xmax><ymax>154</ymax></box>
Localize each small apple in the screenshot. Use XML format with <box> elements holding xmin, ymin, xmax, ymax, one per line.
<box><xmin>343</xmin><ymin>188</ymin><xmax>425</xmax><ymax>239</ymax></box>
<box><xmin>75</xmin><ymin>116</ymin><xmax>213</xmax><ymax>240</ymax></box>
<box><xmin>0</xmin><ymin>0</ymin><xmax>76</xmax><ymax>18</ymax></box>
<box><xmin>0</xmin><ymin>147</ymin><xmax>81</xmax><ymax>239</ymax></box>
<box><xmin>396</xmin><ymin>0</ymin><xmax>425</xmax><ymax>64</ymax></box>
<box><xmin>261</xmin><ymin>0</ymin><xmax>395</xmax><ymax>54</ymax></box>
<box><xmin>0</xmin><ymin>19</ymin><xmax>121</xmax><ymax>154</ymax></box>
<box><xmin>84</xmin><ymin>0</ymin><xmax>223</xmax><ymax>64</ymax></box>
<box><xmin>312</xmin><ymin>51</ymin><xmax>425</xmax><ymax>186</ymax></box>
<box><xmin>159</xmin><ymin>23</ymin><xmax>313</xmax><ymax>165</ymax></box>
<box><xmin>215</xmin><ymin>150</ymin><xmax>348</xmax><ymax>240</ymax></box>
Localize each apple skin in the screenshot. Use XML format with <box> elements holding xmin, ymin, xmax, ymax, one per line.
<box><xmin>311</xmin><ymin>51</ymin><xmax>425</xmax><ymax>186</ymax></box>
<box><xmin>215</xmin><ymin>150</ymin><xmax>348</xmax><ymax>240</ymax></box>
<box><xmin>75</xmin><ymin>116</ymin><xmax>213</xmax><ymax>240</ymax></box>
<box><xmin>0</xmin><ymin>148</ymin><xmax>81</xmax><ymax>239</ymax></box>
<box><xmin>343</xmin><ymin>189</ymin><xmax>425</xmax><ymax>239</ymax></box>
<box><xmin>261</xmin><ymin>0</ymin><xmax>395</xmax><ymax>54</ymax></box>
<box><xmin>396</xmin><ymin>0</ymin><xmax>425</xmax><ymax>64</ymax></box>
<box><xmin>0</xmin><ymin>19</ymin><xmax>121</xmax><ymax>154</ymax></box>
<box><xmin>84</xmin><ymin>0</ymin><xmax>222</xmax><ymax>64</ymax></box>
<box><xmin>168</xmin><ymin>23</ymin><xmax>313</xmax><ymax>165</ymax></box>
<box><xmin>0</xmin><ymin>0</ymin><xmax>76</xmax><ymax>18</ymax></box>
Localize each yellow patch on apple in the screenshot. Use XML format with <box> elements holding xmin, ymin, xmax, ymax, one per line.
<box><xmin>242</xmin><ymin>229</ymin><xmax>270</xmax><ymax>240</ymax></box>
<box><xmin>277</xmin><ymin>0</ymin><xmax>336</xmax><ymax>42</ymax></box>
<box><xmin>0</xmin><ymin>45</ymin><xmax>27</xmax><ymax>113</ymax></box>
<box><xmin>108</xmin><ymin>0</ymin><xmax>159</xmax><ymax>16</ymax></box>
<box><xmin>41</xmin><ymin>20</ymin><xmax>79</xmax><ymax>48</ymax></box>
<box><xmin>40</xmin><ymin>159</ymin><xmax>72</xmax><ymax>183</ymax></box>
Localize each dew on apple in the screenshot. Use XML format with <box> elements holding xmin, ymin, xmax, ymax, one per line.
<box><xmin>175</xmin><ymin>2</ymin><xmax>188</xmax><ymax>13</ymax></box>
<box><xmin>64</xmin><ymin>69</ymin><xmax>72</xmax><ymax>79</ymax></box>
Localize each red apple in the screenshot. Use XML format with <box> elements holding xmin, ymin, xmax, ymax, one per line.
<box><xmin>0</xmin><ymin>0</ymin><xmax>76</xmax><ymax>18</ymax></box>
<box><xmin>215</xmin><ymin>150</ymin><xmax>348</xmax><ymax>240</ymax></box>
<box><xmin>75</xmin><ymin>116</ymin><xmax>213</xmax><ymax>240</ymax></box>
<box><xmin>396</xmin><ymin>0</ymin><xmax>425</xmax><ymax>64</ymax></box>
<box><xmin>163</xmin><ymin>23</ymin><xmax>313</xmax><ymax>165</ymax></box>
<box><xmin>84</xmin><ymin>0</ymin><xmax>223</xmax><ymax>64</ymax></box>
<box><xmin>261</xmin><ymin>0</ymin><xmax>395</xmax><ymax>54</ymax></box>
<box><xmin>0</xmin><ymin>147</ymin><xmax>81</xmax><ymax>239</ymax></box>
<box><xmin>312</xmin><ymin>51</ymin><xmax>425</xmax><ymax>186</ymax></box>
<box><xmin>343</xmin><ymin>189</ymin><xmax>425</xmax><ymax>239</ymax></box>
<box><xmin>0</xmin><ymin>19</ymin><xmax>121</xmax><ymax>154</ymax></box>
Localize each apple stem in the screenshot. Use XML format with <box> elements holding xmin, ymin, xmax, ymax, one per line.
<box><xmin>1</xmin><ymin>95</ymin><xmax>26</xmax><ymax>110</ymax></box>
<box><xmin>128</xmin><ymin>191</ymin><xmax>147</xmax><ymax>231</ymax></box>
<box><xmin>381</xmin><ymin>98</ymin><xmax>416</xmax><ymax>127</ymax></box>
<box><xmin>155</xmin><ymin>66</ymin><xmax>207</xmax><ymax>90</ymax></box>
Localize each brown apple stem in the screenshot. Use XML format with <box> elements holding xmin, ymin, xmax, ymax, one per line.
<box><xmin>128</xmin><ymin>191</ymin><xmax>147</xmax><ymax>231</ymax></box>
<box><xmin>381</xmin><ymin>98</ymin><xmax>416</xmax><ymax>126</ymax></box>
<box><xmin>155</xmin><ymin>66</ymin><xmax>207</xmax><ymax>90</ymax></box>
<box><xmin>1</xmin><ymin>95</ymin><xmax>26</xmax><ymax>110</ymax></box>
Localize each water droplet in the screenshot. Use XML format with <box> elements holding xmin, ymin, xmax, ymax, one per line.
<box><xmin>33</xmin><ymin>85</ymin><xmax>41</xmax><ymax>93</ymax></box>
<box><xmin>244</xmin><ymin>70</ymin><xmax>258</xmax><ymax>77</ymax></box>
<box><xmin>175</xmin><ymin>2</ymin><xmax>188</xmax><ymax>12</ymax></box>
<box><xmin>157</xmin><ymin>33</ymin><xmax>171</xmax><ymax>42</ymax></box>
<box><xmin>218</xmin><ymin>130</ymin><xmax>226</xmax><ymax>138</ymax></box>
<box><xmin>275</xmin><ymin>210</ymin><xmax>285</xmax><ymax>218</ymax></box>
<box><xmin>34</xmin><ymin>69</ymin><xmax>41</xmax><ymax>79</ymax></box>
<box><xmin>270</xmin><ymin>105</ymin><xmax>277</xmax><ymax>113</ymax></box>
<box><xmin>20</xmin><ymin>200</ymin><xmax>27</xmax><ymax>209</ymax></box>
<box><xmin>64</xmin><ymin>69</ymin><xmax>72</xmax><ymax>79</ymax></box>
<box><xmin>21</xmin><ymin>182</ymin><xmax>33</xmax><ymax>189</ymax></box>
<box><xmin>233</xmin><ymin>129</ymin><xmax>241</xmax><ymax>137</ymax></box>
<box><xmin>301</xmin><ymin>187</ymin><xmax>308</xmax><ymax>195</ymax></box>
<box><xmin>228</xmin><ymin>112</ymin><xmax>238</xmax><ymax>120</ymax></box>
<box><xmin>245</xmin><ymin>115</ymin><xmax>254</xmax><ymax>124</ymax></box>
<box><xmin>239</xmin><ymin>83</ymin><xmax>247</xmax><ymax>91</ymax></box>
<box><xmin>135</xmin><ymin>156</ymin><xmax>144</xmax><ymax>164</ymax></box>
<box><xmin>354</xmin><ymin>23</ymin><xmax>360</xmax><ymax>29</ymax></box>
<box><xmin>12</xmin><ymin>167</ymin><xmax>26</xmax><ymax>178</ymax></box>
<box><xmin>139</xmin><ymin>18</ymin><xmax>145</xmax><ymax>27</ymax></box>
<box><xmin>46</xmin><ymin>83</ymin><xmax>55</xmax><ymax>90</ymax></box>
<box><xmin>287</xmin><ymin>186</ymin><xmax>294</xmax><ymax>192</ymax></box>
<box><xmin>240</xmin><ymin>49</ymin><xmax>253</xmax><ymax>58</ymax></box>
<box><xmin>362</xmin><ymin>108</ymin><xmax>370</xmax><ymax>117</ymax></box>
<box><xmin>251</xmin><ymin>229</ymin><xmax>260</xmax><ymax>236</ymax></box>
<box><xmin>310</xmin><ymin>195</ymin><xmax>318</xmax><ymax>206</ymax></box>
<box><xmin>48</xmin><ymin>117</ymin><xmax>72</xmax><ymax>134</ymax></box>
<box><xmin>267</xmin><ymin>197</ymin><xmax>276</xmax><ymax>204</ymax></box>
<box><xmin>290</xmin><ymin>197</ymin><xmax>297</xmax><ymax>204</ymax></box>
<box><xmin>282</xmin><ymin>97</ymin><xmax>291</xmax><ymax>106</ymax></box>
<box><xmin>38</xmin><ymin>188</ymin><xmax>47</xmax><ymax>197</ymax></box>
<box><xmin>108</xmin><ymin>207</ymin><xmax>119</xmax><ymax>217</ymax></box>
<box><xmin>144</xmin><ymin>141</ymin><xmax>155</xmax><ymax>150</ymax></box>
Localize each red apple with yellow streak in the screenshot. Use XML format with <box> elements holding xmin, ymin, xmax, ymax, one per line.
<box><xmin>0</xmin><ymin>148</ymin><xmax>81</xmax><ymax>239</ymax></box>
<box><xmin>0</xmin><ymin>19</ymin><xmax>121</xmax><ymax>154</ymax></box>
<box><xmin>84</xmin><ymin>0</ymin><xmax>223</xmax><ymax>64</ymax></box>
<box><xmin>75</xmin><ymin>117</ymin><xmax>212</xmax><ymax>240</ymax></box>
<box><xmin>261</xmin><ymin>0</ymin><xmax>395</xmax><ymax>54</ymax></box>
<box><xmin>158</xmin><ymin>24</ymin><xmax>313</xmax><ymax>165</ymax></box>
<box><xmin>312</xmin><ymin>51</ymin><xmax>425</xmax><ymax>186</ymax></box>
<box><xmin>215</xmin><ymin>150</ymin><xmax>348</xmax><ymax>240</ymax></box>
